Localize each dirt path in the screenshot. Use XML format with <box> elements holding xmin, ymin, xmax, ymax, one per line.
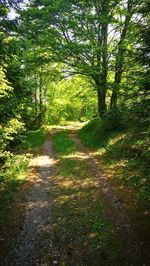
<box><xmin>3</xmin><ymin>137</ymin><xmax>55</xmax><ymax>266</ymax></box>
<box><xmin>69</xmin><ymin>130</ymin><xmax>149</xmax><ymax>266</ymax></box>
<box><xmin>2</xmin><ymin>127</ymin><xmax>149</xmax><ymax>266</ymax></box>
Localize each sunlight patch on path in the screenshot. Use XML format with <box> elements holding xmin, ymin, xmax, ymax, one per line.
<box><xmin>3</xmin><ymin>139</ymin><xmax>55</xmax><ymax>266</ymax></box>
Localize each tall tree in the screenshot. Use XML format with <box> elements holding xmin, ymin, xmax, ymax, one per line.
<box><xmin>20</xmin><ymin>0</ymin><xmax>137</xmax><ymax>116</ymax></box>
<box><xmin>110</xmin><ymin>0</ymin><xmax>134</xmax><ymax>108</ymax></box>
<box><xmin>132</xmin><ymin>0</ymin><xmax>150</xmax><ymax>128</ymax></box>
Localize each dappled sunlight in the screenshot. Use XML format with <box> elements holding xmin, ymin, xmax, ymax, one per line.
<box><xmin>50</xmin><ymin>129</ymin><xmax>123</xmax><ymax>265</ymax></box>
<box><xmin>62</xmin><ymin>152</ymin><xmax>89</xmax><ymax>160</ymax></box>
<box><xmin>17</xmin><ymin>173</ymin><xmax>27</xmax><ymax>181</ymax></box>
<box><xmin>89</xmin><ymin>232</ymin><xmax>98</xmax><ymax>239</ymax></box>
<box><xmin>81</xmin><ymin>179</ymin><xmax>96</xmax><ymax>188</ymax></box>
<box><xmin>28</xmin><ymin>200</ymin><xmax>49</xmax><ymax>210</ymax></box>
<box><xmin>58</xmin><ymin>178</ymin><xmax>75</xmax><ymax>188</ymax></box>
<box><xmin>109</xmin><ymin>160</ymin><xmax>128</xmax><ymax>169</ymax></box>
<box><xmin>1</xmin><ymin>0</ymin><xmax>150</xmax><ymax>262</ymax></box>
<box><xmin>108</xmin><ymin>134</ymin><xmax>126</xmax><ymax>146</ymax></box>
<box><xmin>45</xmin><ymin>122</ymin><xmax>87</xmax><ymax>132</ymax></box>
<box><xmin>94</xmin><ymin>148</ymin><xmax>107</xmax><ymax>156</ymax></box>
<box><xmin>52</xmin><ymin>166</ymin><xmax>118</xmax><ymax>265</ymax></box>
<box><xmin>29</xmin><ymin>155</ymin><xmax>56</xmax><ymax>168</ymax></box>
<box><xmin>54</xmin><ymin>195</ymin><xmax>70</xmax><ymax>205</ymax></box>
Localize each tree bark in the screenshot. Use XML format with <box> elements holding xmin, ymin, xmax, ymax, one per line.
<box><xmin>98</xmin><ymin>89</ymin><xmax>107</xmax><ymax>116</ymax></box>
<box><xmin>94</xmin><ymin>0</ymin><xmax>108</xmax><ymax>117</ymax></box>
<box><xmin>38</xmin><ymin>66</ymin><xmax>44</xmax><ymax>127</ymax></box>
<box><xmin>94</xmin><ymin>77</ymin><xmax>107</xmax><ymax>116</ymax></box>
<box><xmin>110</xmin><ymin>0</ymin><xmax>133</xmax><ymax>109</ymax></box>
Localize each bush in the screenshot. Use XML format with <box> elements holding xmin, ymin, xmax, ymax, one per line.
<box><xmin>0</xmin><ymin>118</ymin><xmax>25</xmax><ymax>150</ymax></box>
<box><xmin>78</xmin><ymin>112</ymin><xmax>124</xmax><ymax>149</ymax></box>
<box><xmin>0</xmin><ymin>118</ymin><xmax>25</xmax><ymax>166</ymax></box>
<box><xmin>102</xmin><ymin>109</ymin><xmax>125</xmax><ymax>131</ymax></box>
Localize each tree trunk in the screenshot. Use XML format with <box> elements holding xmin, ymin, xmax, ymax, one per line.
<box><xmin>110</xmin><ymin>69</ymin><xmax>122</xmax><ymax>108</ymax></box>
<box><xmin>34</xmin><ymin>70</ymin><xmax>39</xmax><ymax>127</ymax></box>
<box><xmin>110</xmin><ymin>0</ymin><xmax>132</xmax><ymax>109</ymax></box>
<box><xmin>38</xmin><ymin>66</ymin><xmax>44</xmax><ymax>127</ymax></box>
<box><xmin>97</xmin><ymin>89</ymin><xmax>107</xmax><ymax>116</ymax></box>
<box><xmin>96</xmin><ymin>0</ymin><xmax>108</xmax><ymax>116</ymax></box>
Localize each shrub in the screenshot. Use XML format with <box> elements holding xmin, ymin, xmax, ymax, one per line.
<box><xmin>102</xmin><ymin>109</ymin><xmax>125</xmax><ymax>131</ymax></box>
<box><xmin>0</xmin><ymin>118</ymin><xmax>25</xmax><ymax>150</ymax></box>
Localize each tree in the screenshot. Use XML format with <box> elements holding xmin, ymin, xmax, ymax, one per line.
<box><xmin>132</xmin><ymin>0</ymin><xmax>150</xmax><ymax>128</ymax></box>
<box><xmin>46</xmin><ymin>76</ymin><xmax>97</xmax><ymax>124</ymax></box>
<box><xmin>20</xmin><ymin>0</ymin><xmax>137</xmax><ymax>116</ymax></box>
<box><xmin>110</xmin><ymin>0</ymin><xmax>134</xmax><ymax>108</ymax></box>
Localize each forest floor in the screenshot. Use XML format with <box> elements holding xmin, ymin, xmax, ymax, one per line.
<box><xmin>0</xmin><ymin>123</ymin><xmax>150</xmax><ymax>266</ymax></box>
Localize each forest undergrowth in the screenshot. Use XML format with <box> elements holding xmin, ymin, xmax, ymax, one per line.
<box><xmin>79</xmin><ymin>118</ymin><xmax>150</xmax><ymax>203</ymax></box>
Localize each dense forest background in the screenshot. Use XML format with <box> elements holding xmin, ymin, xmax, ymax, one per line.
<box><xmin>0</xmin><ymin>0</ymin><xmax>150</xmax><ymax>202</ymax></box>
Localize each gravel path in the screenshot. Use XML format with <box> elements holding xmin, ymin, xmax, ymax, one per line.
<box><xmin>3</xmin><ymin>138</ymin><xmax>54</xmax><ymax>266</ymax></box>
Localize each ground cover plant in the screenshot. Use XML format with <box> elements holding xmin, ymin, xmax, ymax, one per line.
<box><xmin>79</xmin><ymin>119</ymin><xmax>150</xmax><ymax>203</ymax></box>
<box><xmin>0</xmin><ymin>153</ymin><xmax>29</xmax><ymax>233</ymax></box>
<box><xmin>22</xmin><ymin>129</ymin><xmax>46</xmax><ymax>150</ymax></box>
<box><xmin>0</xmin><ymin>128</ymin><xmax>45</xmax><ymax>233</ymax></box>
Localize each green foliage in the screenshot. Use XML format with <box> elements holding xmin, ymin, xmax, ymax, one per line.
<box><xmin>53</xmin><ymin>131</ymin><xmax>76</xmax><ymax>154</ymax></box>
<box><xmin>0</xmin><ymin>67</ymin><xmax>12</xmax><ymax>98</ymax></box>
<box><xmin>131</xmin><ymin>0</ymin><xmax>150</xmax><ymax>130</ymax></box>
<box><xmin>79</xmin><ymin>120</ymin><xmax>150</xmax><ymax>201</ymax></box>
<box><xmin>22</xmin><ymin>128</ymin><xmax>45</xmax><ymax>149</ymax></box>
<box><xmin>46</xmin><ymin>76</ymin><xmax>97</xmax><ymax>124</ymax></box>
<box><xmin>20</xmin><ymin>0</ymin><xmax>139</xmax><ymax>116</ymax></box>
<box><xmin>0</xmin><ymin>118</ymin><xmax>25</xmax><ymax>150</ymax></box>
<box><xmin>79</xmin><ymin>118</ymin><xmax>104</xmax><ymax>148</ymax></box>
<box><xmin>103</xmin><ymin>109</ymin><xmax>125</xmax><ymax>131</ymax></box>
<box><xmin>103</xmin><ymin>130</ymin><xmax>150</xmax><ymax>201</ymax></box>
<box><xmin>78</xmin><ymin>114</ymin><xmax>124</xmax><ymax>149</ymax></box>
<box><xmin>0</xmin><ymin>152</ymin><xmax>29</xmax><ymax>232</ymax></box>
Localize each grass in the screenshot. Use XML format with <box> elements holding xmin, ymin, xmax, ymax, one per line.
<box><xmin>53</xmin><ymin>130</ymin><xmax>76</xmax><ymax>154</ymax></box>
<box><xmin>50</xmin><ymin>130</ymin><xmax>125</xmax><ymax>265</ymax></box>
<box><xmin>78</xmin><ymin>119</ymin><xmax>150</xmax><ymax>202</ymax></box>
<box><xmin>0</xmin><ymin>128</ymin><xmax>45</xmax><ymax>233</ymax></box>
<box><xmin>22</xmin><ymin>128</ymin><xmax>45</xmax><ymax>149</ymax></box>
<box><xmin>78</xmin><ymin>118</ymin><xmax>120</xmax><ymax>149</ymax></box>
<box><xmin>0</xmin><ymin>154</ymin><xmax>29</xmax><ymax>232</ymax></box>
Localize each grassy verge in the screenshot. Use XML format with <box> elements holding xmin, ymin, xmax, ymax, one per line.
<box><xmin>22</xmin><ymin>128</ymin><xmax>45</xmax><ymax>150</ymax></box>
<box><xmin>0</xmin><ymin>154</ymin><xmax>30</xmax><ymax>233</ymax></box>
<box><xmin>51</xmin><ymin>130</ymin><xmax>124</xmax><ymax>265</ymax></box>
<box><xmin>0</xmin><ymin>128</ymin><xmax>45</xmax><ymax>233</ymax></box>
<box><xmin>78</xmin><ymin>119</ymin><xmax>150</xmax><ymax>203</ymax></box>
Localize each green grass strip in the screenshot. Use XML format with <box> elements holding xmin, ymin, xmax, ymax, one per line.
<box><xmin>53</xmin><ymin>130</ymin><xmax>76</xmax><ymax>155</ymax></box>
<box><xmin>23</xmin><ymin>128</ymin><xmax>45</xmax><ymax>149</ymax></box>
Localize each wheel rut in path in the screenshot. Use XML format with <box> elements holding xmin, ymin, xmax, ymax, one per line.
<box><xmin>69</xmin><ymin>131</ymin><xmax>148</xmax><ymax>266</ymax></box>
<box><xmin>3</xmin><ymin>137</ymin><xmax>55</xmax><ymax>266</ymax></box>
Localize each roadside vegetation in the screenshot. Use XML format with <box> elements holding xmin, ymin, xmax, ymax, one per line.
<box><xmin>22</xmin><ymin>128</ymin><xmax>46</xmax><ymax>150</ymax></box>
<box><xmin>0</xmin><ymin>153</ymin><xmax>29</xmax><ymax>233</ymax></box>
<box><xmin>79</xmin><ymin>118</ymin><xmax>150</xmax><ymax>203</ymax></box>
<box><xmin>0</xmin><ymin>128</ymin><xmax>45</xmax><ymax>233</ymax></box>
